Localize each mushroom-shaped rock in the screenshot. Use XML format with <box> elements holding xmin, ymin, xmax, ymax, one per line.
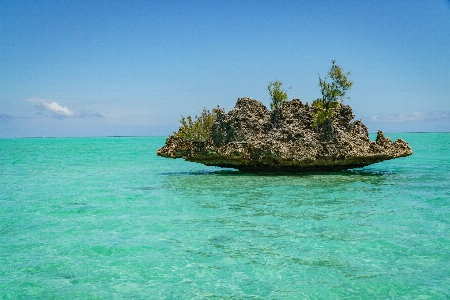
<box><xmin>157</xmin><ymin>98</ymin><xmax>413</xmax><ymax>172</ymax></box>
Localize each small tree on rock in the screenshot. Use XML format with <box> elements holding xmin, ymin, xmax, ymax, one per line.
<box><xmin>268</xmin><ymin>81</ymin><xmax>288</xmax><ymax>110</ymax></box>
<box><xmin>312</xmin><ymin>60</ymin><xmax>352</xmax><ymax>126</ymax></box>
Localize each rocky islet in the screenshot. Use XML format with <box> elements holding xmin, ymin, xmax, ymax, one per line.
<box><xmin>157</xmin><ymin>97</ymin><xmax>413</xmax><ymax>172</ymax></box>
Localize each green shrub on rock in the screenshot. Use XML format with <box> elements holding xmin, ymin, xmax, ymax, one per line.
<box><xmin>173</xmin><ymin>108</ymin><xmax>216</xmax><ymax>142</ymax></box>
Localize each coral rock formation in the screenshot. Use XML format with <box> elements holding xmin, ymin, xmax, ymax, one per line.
<box><xmin>157</xmin><ymin>98</ymin><xmax>413</xmax><ymax>172</ymax></box>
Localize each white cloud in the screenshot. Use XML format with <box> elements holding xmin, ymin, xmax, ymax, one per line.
<box><xmin>27</xmin><ymin>99</ymin><xmax>104</xmax><ymax>119</ymax></box>
<box><xmin>42</xmin><ymin>101</ymin><xmax>75</xmax><ymax>117</ymax></box>
<box><xmin>371</xmin><ymin>112</ymin><xmax>450</xmax><ymax>123</ymax></box>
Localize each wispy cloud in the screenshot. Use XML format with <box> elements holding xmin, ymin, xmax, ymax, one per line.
<box><xmin>371</xmin><ymin>112</ymin><xmax>450</xmax><ymax>123</ymax></box>
<box><xmin>0</xmin><ymin>113</ymin><xmax>14</xmax><ymax>121</ymax></box>
<box><xmin>78</xmin><ymin>111</ymin><xmax>105</xmax><ymax>118</ymax></box>
<box><xmin>0</xmin><ymin>113</ymin><xmax>28</xmax><ymax>121</ymax></box>
<box><xmin>28</xmin><ymin>99</ymin><xmax>104</xmax><ymax>119</ymax></box>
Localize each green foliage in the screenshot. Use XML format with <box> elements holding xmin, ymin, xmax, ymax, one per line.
<box><xmin>268</xmin><ymin>81</ymin><xmax>288</xmax><ymax>110</ymax></box>
<box><xmin>173</xmin><ymin>108</ymin><xmax>215</xmax><ymax>142</ymax></box>
<box><xmin>312</xmin><ymin>98</ymin><xmax>339</xmax><ymax>125</ymax></box>
<box><xmin>312</xmin><ymin>60</ymin><xmax>352</xmax><ymax>126</ymax></box>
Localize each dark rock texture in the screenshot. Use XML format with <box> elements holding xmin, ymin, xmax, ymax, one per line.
<box><xmin>157</xmin><ymin>98</ymin><xmax>413</xmax><ymax>172</ymax></box>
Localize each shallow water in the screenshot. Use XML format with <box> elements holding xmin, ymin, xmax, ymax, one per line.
<box><xmin>1</xmin><ymin>133</ymin><xmax>449</xmax><ymax>298</ymax></box>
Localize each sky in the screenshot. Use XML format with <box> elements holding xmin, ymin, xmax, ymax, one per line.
<box><xmin>1</xmin><ymin>0</ymin><xmax>450</xmax><ymax>137</ymax></box>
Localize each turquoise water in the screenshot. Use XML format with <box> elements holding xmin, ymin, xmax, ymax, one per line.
<box><xmin>1</xmin><ymin>133</ymin><xmax>449</xmax><ymax>299</ymax></box>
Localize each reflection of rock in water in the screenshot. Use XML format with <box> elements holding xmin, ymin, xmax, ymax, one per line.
<box><xmin>161</xmin><ymin>168</ymin><xmax>387</xmax><ymax>194</ymax></box>
<box><xmin>157</xmin><ymin>98</ymin><xmax>413</xmax><ymax>172</ymax></box>
<box><xmin>160</xmin><ymin>169</ymin><xmax>388</xmax><ymax>218</ymax></box>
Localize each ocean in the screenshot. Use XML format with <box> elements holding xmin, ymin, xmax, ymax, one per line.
<box><xmin>1</xmin><ymin>133</ymin><xmax>449</xmax><ymax>299</ymax></box>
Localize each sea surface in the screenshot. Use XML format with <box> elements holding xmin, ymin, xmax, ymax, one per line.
<box><xmin>1</xmin><ymin>133</ymin><xmax>449</xmax><ymax>299</ymax></box>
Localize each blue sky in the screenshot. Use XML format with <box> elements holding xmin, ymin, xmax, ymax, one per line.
<box><xmin>1</xmin><ymin>0</ymin><xmax>449</xmax><ymax>137</ymax></box>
